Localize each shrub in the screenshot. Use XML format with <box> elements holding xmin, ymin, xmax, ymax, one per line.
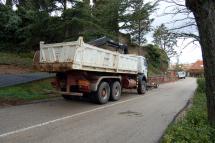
<box><xmin>197</xmin><ymin>78</ymin><xmax>205</xmax><ymax>93</ymax></box>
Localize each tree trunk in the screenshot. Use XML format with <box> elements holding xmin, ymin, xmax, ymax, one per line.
<box><xmin>63</xmin><ymin>0</ymin><xmax>67</xmax><ymax>11</ymax></box>
<box><xmin>138</xmin><ymin>20</ymin><xmax>141</xmax><ymax>55</ymax></box>
<box><xmin>186</xmin><ymin>0</ymin><xmax>215</xmax><ymax>125</ymax></box>
<box><xmin>63</xmin><ymin>0</ymin><xmax>68</xmax><ymax>39</ymax></box>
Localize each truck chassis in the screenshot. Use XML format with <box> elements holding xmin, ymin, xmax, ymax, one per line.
<box><xmin>51</xmin><ymin>70</ymin><xmax>147</xmax><ymax>104</ymax></box>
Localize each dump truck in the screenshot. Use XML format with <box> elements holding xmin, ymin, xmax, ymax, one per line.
<box><xmin>34</xmin><ymin>37</ymin><xmax>148</xmax><ymax>104</ymax></box>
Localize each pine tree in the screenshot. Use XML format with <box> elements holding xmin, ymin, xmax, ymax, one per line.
<box><xmin>119</xmin><ymin>0</ymin><xmax>155</xmax><ymax>54</ymax></box>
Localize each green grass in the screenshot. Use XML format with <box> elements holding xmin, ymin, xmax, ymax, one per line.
<box><xmin>0</xmin><ymin>79</ymin><xmax>54</xmax><ymax>102</ymax></box>
<box><xmin>0</xmin><ymin>52</ymin><xmax>34</xmax><ymax>67</ymax></box>
<box><xmin>162</xmin><ymin>78</ymin><xmax>215</xmax><ymax>143</ymax></box>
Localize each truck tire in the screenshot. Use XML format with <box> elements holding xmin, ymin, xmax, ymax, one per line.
<box><xmin>137</xmin><ymin>78</ymin><xmax>146</xmax><ymax>95</ymax></box>
<box><xmin>94</xmin><ymin>81</ymin><xmax>110</xmax><ymax>104</ymax></box>
<box><xmin>110</xmin><ymin>81</ymin><xmax>121</xmax><ymax>101</ymax></box>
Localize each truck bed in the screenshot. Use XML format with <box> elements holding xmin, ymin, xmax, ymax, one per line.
<box><xmin>38</xmin><ymin>37</ymin><xmax>139</xmax><ymax>74</ymax></box>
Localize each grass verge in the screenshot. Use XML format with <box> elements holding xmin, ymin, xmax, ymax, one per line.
<box><xmin>0</xmin><ymin>79</ymin><xmax>54</xmax><ymax>105</ymax></box>
<box><xmin>162</xmin><ymin>78</ymin><xmax>215</xmax><ymax>143</ymax></box>
<box><xmin>0</xmin><ymin>52</ymin><xmax>33</xmax><ymax>67</ymax></box>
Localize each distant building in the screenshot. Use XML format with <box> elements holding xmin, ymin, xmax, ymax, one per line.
<box><xmin>181</xmin><ymin>64</ymin><xmax>192</xmax><ymax>71</ymax></box>
<box><xmin>169</xmin><ymin>63</ymin><xmax>192</xmax><ymax>71</ymax></box>
<box><xmin>169</xmin><ymin>61</ymin><xmax>204</xmax><ymax>77</ymax></box>
<box><xmin>187</xmin><ymin>60</ymin><xmax>204</xmax><ymax>77</ymax></box>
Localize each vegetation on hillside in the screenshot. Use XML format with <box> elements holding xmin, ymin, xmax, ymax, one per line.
<box><xmin>0</xmin><ymin>52</ymin><xmax>33</xmax><ymax>67</ymax></box>
<box><xmin>162</xmin><ymin>78</ymin><xmax>215</xmax><ymax>143</ymax></box>
<box><xmin>144</xmin><ymin>44</ymin><xmax>169</xmax><ymax>75</ymax></box>
<box><xmin>1</xmin><ymin>0</ymin><xmax>154</xmax><ymax>52</ymax></box>
<box><xmin>0</xmin><ymin>1</ymin><xmax>103</xmax><ymax>52</ymax></box>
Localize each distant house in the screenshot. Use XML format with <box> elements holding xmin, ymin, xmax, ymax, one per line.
<box><xmin>187</xmin><ymin>60</ymin><xmax>204</xmax><ymax>77</ymax></box>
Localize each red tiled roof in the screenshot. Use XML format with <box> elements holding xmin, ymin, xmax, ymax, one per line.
<box><xmin>190</xmin><ymin>60</ymin><xmax>204</xmax><ymax>70</ymax></box>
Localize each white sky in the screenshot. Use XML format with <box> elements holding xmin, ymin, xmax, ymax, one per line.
<box><xmin>146</xmin><ymin>0</ymin><xmax>202</xmax><ymax>64</ymax></box>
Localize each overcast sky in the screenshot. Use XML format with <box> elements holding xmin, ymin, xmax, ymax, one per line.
<box><xmin>146</xmin><ymin>0</ymin><xmax>202</xmax><ymax>64</ymax></box>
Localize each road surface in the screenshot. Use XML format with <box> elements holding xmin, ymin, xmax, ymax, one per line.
<box><xmin>0</xmin><ymin>78</ymin><xmax>196</xmax><ymax>143</ymax></box>
<box><xmin>0</xmin><ymin>72</ymin><xmax>55</xmax><ymax>88</ymax></box>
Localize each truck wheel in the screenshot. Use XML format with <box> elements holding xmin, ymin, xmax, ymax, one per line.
<box><xmin>95</xmin><ymin>81</ymin><xmax>110</xmax><ymax>104</ymax></box>
<box><xmin>110</xmin><ymin>81</ymin><xmax>121</xmax><ymax>101</ymax></box>
<box><xmin>137</xmin><ymin>79</ymin><xmax>146</xmax><ymax>95</ymax></box>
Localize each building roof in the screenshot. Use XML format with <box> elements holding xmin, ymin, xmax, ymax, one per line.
<box><xmin>190</xmin><ymin>60</ymin><xmax>204</xmax><ymax>70</ymax></box>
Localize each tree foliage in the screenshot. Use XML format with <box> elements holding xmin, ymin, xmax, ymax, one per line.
<box><xmin>153</xmin><ymin>24</ymin><xmax>177</xmax><ymax>58</ymax></box>
<box><xmin>0</xmin><ymin>4</ymin><xmax>21</xmax><ymax>51</ymax></box>
<box><xmin>119</xmin><ymin>0</ymin><xmax>154</xmax><ymax>48</ymax></box>
<box><xmin>144</xmin><ymin>44</ymin><xmax>169</xmax><ymax>74</ymax></box>
<box><xmin>0</xmin><ymin>0</ymin><xmax>106</xmax><ymax>52</ymax></box>
<box><xmin>93</xmin><ymin>0</ymin><xmax>121</xmax><ymax>39</ymax></box>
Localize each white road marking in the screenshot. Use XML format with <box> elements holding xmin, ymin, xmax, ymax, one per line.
<box><xmin>0</xmin><ymin>95</ymin><xmax>147</xmax><ymax>138</ymax></box>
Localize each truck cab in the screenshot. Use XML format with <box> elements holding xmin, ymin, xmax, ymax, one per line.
<box><xmin>137</xmin><ymin>56</ymin><xmax>148</xmax><ymax>78</ymax></box>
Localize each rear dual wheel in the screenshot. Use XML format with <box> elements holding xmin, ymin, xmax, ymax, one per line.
<box><xmin>94</xmin><ymin>81</ymin><xmax>122</xmax><ymax>104</ymax></box>
<box><xmin>94</xmin><ymin>81</ymin><xmax>110</xmax><ymax>104</ymax></box>
<box><xmin>110</xmin><ymin>81</ymin><xmax>121</xmax><ymax>101</ymax></box>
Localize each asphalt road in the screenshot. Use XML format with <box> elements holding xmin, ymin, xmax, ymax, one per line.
<box><xmin>0</xmin><ymin>78</ymin><xmax>197</xmax><ymax>143</ymax></box>
<box><xmin>0</xmin><ymin>72</ymin><xmax>55</xmax><ymax>88</ymax></box>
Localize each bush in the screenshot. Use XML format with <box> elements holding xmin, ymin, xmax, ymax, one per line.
<box><xmin>197</xmin><ymin>78</ymin><xmax>206</xmax><ymax>93</ymax></box>
<box><xmin>144</xmin><ymin>44</ymin><xmax>169</xmax><ymax>74</ymax></box>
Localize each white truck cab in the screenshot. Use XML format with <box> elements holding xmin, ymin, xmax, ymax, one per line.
<box><xmin>137</xmin><ymin>56</ymin><xmax>148</xmax><ymax>78</ymax></box>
